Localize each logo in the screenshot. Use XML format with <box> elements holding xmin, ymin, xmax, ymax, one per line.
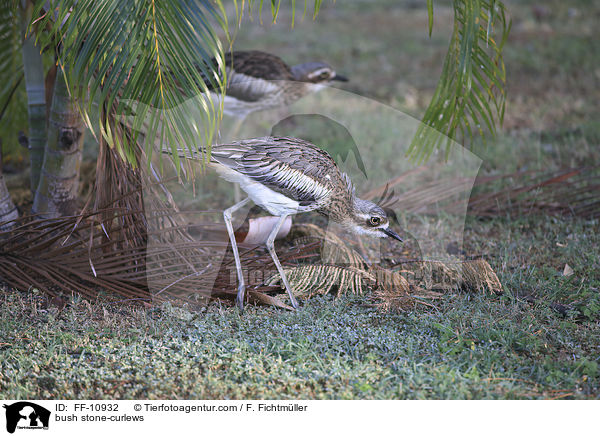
<box><xmin>3</xmin><ymin>402</ymin><xmax>50</xmax><ymax>434</ymax></box>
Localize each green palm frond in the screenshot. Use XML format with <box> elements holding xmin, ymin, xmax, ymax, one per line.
<box><xmin>290</xmin><ymin>223</ymin><xmax>366</xmax><ymax>268</ymax></box>
<box><xmin>0</xmin><ymin>4</ymin><xmax>27</xmax><ymax>155</ymax></box>
<box><xmin>239</xmin><ymin>0</ymin><xmax>322</xmax><ymax>26</ymax></box>
<box><xmin>30</xmin><ymin>0</ymin><xmax>228</xmax><ymax>168</ymax></box>
<box><xmin>26</xmin><ymin>0</ymin><xmax>323</xmax><ymax>169</ymax></box>
<box><xmin>408</xmin><ymin>0</ymin><xmax>511</xmax><ymax>162</ymax></box>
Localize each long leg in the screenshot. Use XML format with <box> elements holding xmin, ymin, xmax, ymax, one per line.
<box><xmin>223</xmin><ymin>197</ymin><xmax>251</xmax><ymax>312</ymax></box>
<box><xmin>229</xmin><ymin>118</ymin><xmax>245</xmax><ymax>203</ymax></box>
<box><xmin>266</xmin><ymin>214</ymin><xmax>299</xmax><ymax>310</ymax></box>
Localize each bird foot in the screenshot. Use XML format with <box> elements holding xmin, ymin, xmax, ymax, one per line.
<box><xmin>236</xmin><ymin>285</ymin><xmax>246</xmax><ymax>313</ymax></box>
<box><xmin>288</xmin><ymin>293</ymin><xmax>300</xmax><ymax>310</ymax></box>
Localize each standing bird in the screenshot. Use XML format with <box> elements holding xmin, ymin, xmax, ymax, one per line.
<box><xmin>212</xmin><ymin>50</ymin><xmax>348</xmax><ymax>120</ymax></box>
<box><xmin>174</xmin><ymin>136</ymin><xmax>403</xmax><ymax>312</ymax></box>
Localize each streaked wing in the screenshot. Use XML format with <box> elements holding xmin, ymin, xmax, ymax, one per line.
<box><xmin>222</xmin><ymin>51</ymin><xmax>292</xmax><ymax>102</ymax></box>
<box><xmin>210</xmin><ymin>137</ymin><xmax>336</xmax><ymax>205</ymax></box>
<box><xmin>189</xmin><ymin>50</ymin><xmax>293</xmax><ymax>94</ymax></box>
<box><xmin>224</xmin><ymin>51</ymin><xmax>294</xmax><ymax>81</ymax></box>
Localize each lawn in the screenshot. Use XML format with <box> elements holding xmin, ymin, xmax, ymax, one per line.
<box><xmin>2</xmin><ymin>214</ymin><xmax>599</xmax><ymax>399</ymax></box>
<box><xmin>1</xmin><ymin>0</ymin><xmax>599</xmax><ymax>399</ymax></box>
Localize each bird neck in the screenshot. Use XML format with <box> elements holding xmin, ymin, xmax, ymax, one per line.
<box><xmin>290</xmin><ymin>65</ymin><xmax>302</xmax><ymax>81</ymax></box>
<box><xmin>323</xmin><ymin>191</ymin><xmax>359</xmax><ymax>226</ymax></box>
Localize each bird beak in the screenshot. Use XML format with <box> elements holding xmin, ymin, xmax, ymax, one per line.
<box><xmin>332</xmin><ymin>73</ymin><xmax>348</xmax><ymax>82</ymax></box>
<box><xmin>381</xmin><ymin>227</ymin><xmax>403</xmax><ymax>242</ymax></box>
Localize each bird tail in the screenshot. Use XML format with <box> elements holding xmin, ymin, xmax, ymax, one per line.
<box><xmin>161</xmin><ymin>146</ymin><xmax>211</xmax><ymax>162</ymax></box>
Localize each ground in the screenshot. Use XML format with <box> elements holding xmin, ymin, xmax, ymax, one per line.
<box><xmin>1</xmin><ymin>0</ymin><xmax>599</xmax><ymax>399</ymax></box>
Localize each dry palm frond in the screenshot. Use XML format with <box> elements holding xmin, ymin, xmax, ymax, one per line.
<box><xmin>374</xmin><ymin>183</ymin><xmax>399</xmax><ymax>223</ymax></box>
<box><xmin>0</xmin><ymin>208</ymin><xmax>285</xmax><ymax>308</ymax></box>
<box><xmin>288</xmin><ymin>223</ymin><xmax>366</xmax><ymax>268</ymax></box>
<box><xmin>371</xmin><ymin>266</ymin><xmax>442</xmax><ymax>312</ymax></box>
<box><xmin>375</xmin><ymin>182</ymin><xmax>398</xmax><ymax>209</ymax></box>
<box><xmin>460</xmin><ymin>259</ymin><xmax>504</xmax><ymax>294</ymax></box>
<box><xmin>463</xmin><ymin>166</ymin><xmax>600</xmax><ymax>218</ymax></box>
<box><xmin>272</xmin><ymin>223</ymin><xmax>504</xmax><ymax>307</ymax></box>
<box><xmin>363</xmin><ymin>169</ymin><xmax>476</xmax><ymax>216</ymax></box>
<box><xmin>402</xmin><ymin>259</ymin><xmax>503</xmax><ymax>295</ymax></box>
<box><xmin>0</xmin><ymin>180</ymin><xmax>503</xmax><ymax>312</ymax></box>
<box><xmin>270</xmin><ymin>223</ymin><xmax>376</xmax><ymax>298</ymax></box>
<box><xmin>362</xmin><ymin>166</ymin><xmax>429</xmax><ymax>201</ymax></box>
<box><xmin>371</xmin><ymin>259</ymin><xmax>502</xmax><ymax>312</ymax></box>
<box><xmin>0</xmin><ymin>210</ymin><xmax>150</xmax><ymax>303</ymax></box>
<box><xmin>363</xmin><ymin>166</ymin><xmax>600</xmax><ymax>219</ymax></box>
<box><xmin>413</xmin><ymin>261</ymin><xmax>460</xmax><ymax>292</ymax></box>
<box><xmin>266</xmin><ymin>264</ymin><xmax>374</xmax><ymax>298</ymax></box>
<box><xmin>90</xmin><ymin>106</ymin><xmax>188</xmax><ymax>252</ymax></box>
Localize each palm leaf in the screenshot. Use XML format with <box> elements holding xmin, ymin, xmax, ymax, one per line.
<box><xmin>408</xmin><ymin>0</ymin><xmax>511</xmax><ymax>162</ymax></box>
<box><xmin>26</xmin><ymin>0</ymin><xmax>323</xmax><ymax>170</ymax></box>
<box><xmin>29</xmin><ymin>0</ymin><xmax>227</xmax><ymax>169</ymax></box>
<box><xmin>371</xmin><ymin>266</ymin><xmax>441</xmax><ymax>312</ymax></box>
<box><xmin>463</xmin><ymin>166</ymin><xmax>600</xmax><ymax>219</ymax></box>
<box><xmin>0</xmin><ymin>207</ymin><xmax>290</xmax><ymax>307</ymax></box>
<box><xmin>0</xmin><ymin>3</ymin><xmax>27</xmax><ymax>157</ymax></box>
<box><xmin>238</xmin><ymin>0</ymin><xmax>322</xmax><ymax>26</ymax></box>
<box><xmin>267</xmin><ymin>264</ymin><xmax>374</xmax><ymax>298</ymax></box>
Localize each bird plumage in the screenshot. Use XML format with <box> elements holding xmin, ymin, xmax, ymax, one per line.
<box><xmin>206</xmin><ymin>50</ymin><xmax>347</xmax><ymax>118</ymax></box>
<box><xmin>172</xmin><ymin>137</ymin><xmax>401</xmax><ymax>312</ymax></box>
<box><xmin>181</xmin><ymin>137</ymin><xmax>355</xmax><ymax>218</ymax></box>
<box><xmin>221</xmin><ymin>51</ymin><xmax>295</xmax><ymax>82</ymax></box>
<box><xmin>211</xmin><ymin>138</ymin><xmax>341</xmax><ymax>204</ymax></box>
<box><xmin>176</xmin><ymin>136</ymin><xmax>402</xmax><ymax>241</ymax></box>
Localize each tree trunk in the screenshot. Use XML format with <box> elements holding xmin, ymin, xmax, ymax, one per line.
<box><xmin>21</xmin><ymin>4</ymin><xmax>47</xmax><ymax>194</ymax></box>
<box><xmin>32</xmin><ymin>67</ymin><xmax>84</xmax><ymax>218</ymax></box>
<box><xmin>0</xmin><ymin>142</ymin><xmax>19</xmax><ymax>230</ymax></box>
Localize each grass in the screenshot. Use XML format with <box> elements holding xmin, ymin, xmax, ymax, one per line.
<box><xmin>1</xmin><ymin>1</ymin><xmax>600</xmax><ymax>399</ymax></box>
<box><xmin>1</xmin><ymin>215</ymin><xmax>598</xmax><ymax>399</ymax></box>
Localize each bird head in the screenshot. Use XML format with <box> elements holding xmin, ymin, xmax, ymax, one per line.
<box><xmin>345</xmin><ymin>197</ymin><xmax>403</xmax><ymax>242</ymax></box>
<box><xmin>291</xmin><ymin>62</ymin><xmax>348</xmax><ymax>84</ymax></box>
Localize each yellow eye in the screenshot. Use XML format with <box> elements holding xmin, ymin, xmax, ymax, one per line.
<box><xmin>319</xmin><ymin>72</ymin><xmax>329</xmax><ymax>80</ymax></box>
<box><xmin>369</xmin><ymin>217</ymin><xmax>381</xmax><ymax>226</ymax></box>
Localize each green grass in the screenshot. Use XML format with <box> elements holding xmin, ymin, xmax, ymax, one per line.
<box><xmin>2</xmin><ymin>1</ymin><xmax>600</xmax><ymax>400</ymax></box>
<box><xmin>1</xmin><ymin>215</ymin><xmax>598</xmax><ymax>399</ymax></box>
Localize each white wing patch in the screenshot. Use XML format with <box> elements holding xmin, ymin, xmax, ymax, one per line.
<box><xmin>268</xmin><ymin>165</ymin><xmax>332</xmax><ymax>205</ymax></box>
<box><xmin>211</xmin><ymin>161</ymin><xmax>332</xmax><ymax>216</ymax></box>
<box><xmin>212</xmin><ymin>164</ymin><xmax>300</xmax><ymax>216</ymax></box>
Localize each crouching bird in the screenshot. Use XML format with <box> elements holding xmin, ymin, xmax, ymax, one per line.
<box><xmin>171</xmin><ymin>136</ymin><xmax>403</xmax><ymax>312</ymax></box>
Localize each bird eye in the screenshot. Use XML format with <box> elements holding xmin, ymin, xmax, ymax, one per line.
<box><xmin>369</xmin><ymin>217</ymin><xmax>381</xmax><ymax>226</ymax></box>
<box><xmin>319</xmin><ymin>72</ymin><xmax>330</xmax><ymax>80</ymax></box>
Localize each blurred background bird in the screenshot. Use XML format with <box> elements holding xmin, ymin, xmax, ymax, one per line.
<box><xmin>211</xmin><ymin>50</ymin><xmax>348</xmax><ymax>121</ymax></box>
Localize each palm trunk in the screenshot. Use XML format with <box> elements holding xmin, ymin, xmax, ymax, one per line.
<box><xmin>0</xmin><ymin>143</ymin><xmax>19</xmax><ymax>230</ymax></box>
<box><xmin>32</xmin><ymin>67</ymin><xmax>84</xmax><ymax>218</ymax></box>
<box><xmin>21</xmin><ymin>4</ymin><xmax>47</xmax><ymax>194</ymax></box>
